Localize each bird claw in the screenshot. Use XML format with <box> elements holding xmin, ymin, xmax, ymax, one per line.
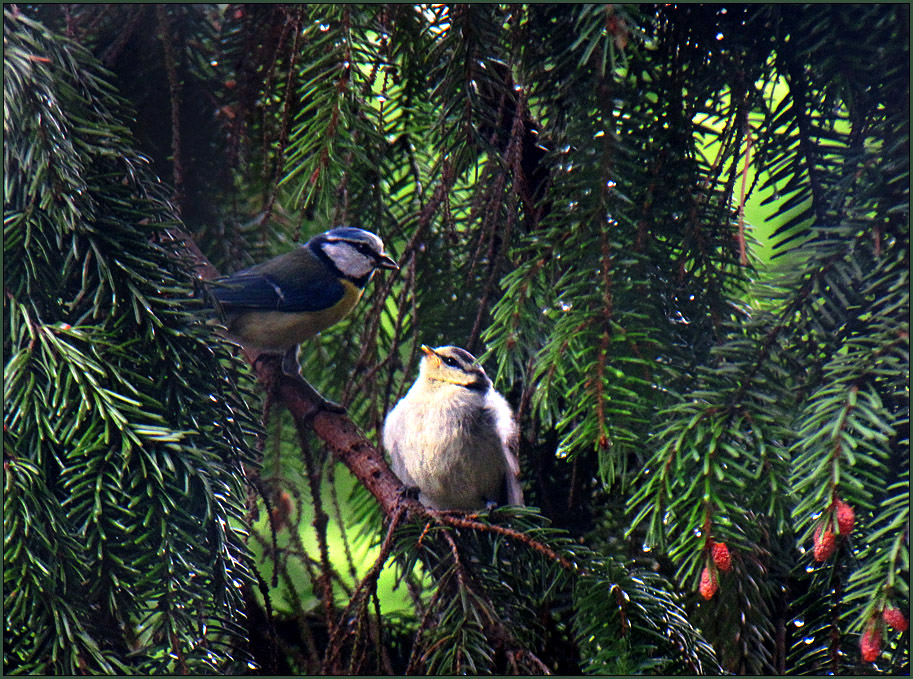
<box><xmin>399</xmin><ymin>485</ymin><xmax>421</xmax><ymax>501</ymax></box>
<box><xmin>287</xmin><ymin>373</ymin><xmax>347</xmax><ymax>415</ymax></box>
<box><xmin>252</xmin><ymin>348</ymin><xmax>344</xmax><ymax>415</ymax></box>
<box><xmin>316</xmin><ymin>398</ymin><xmax>347</xmax><ymax>415</ymax></box>
<box><xmin>281</xmin><ymin>346</ymin><xmax>302</xmax><ymax>376</ymax></box>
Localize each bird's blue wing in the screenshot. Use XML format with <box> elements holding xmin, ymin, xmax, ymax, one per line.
<box><xmin>212</xmin><ymin>270</ymin><xmax>345</xmax><ymax>312</ymax></box>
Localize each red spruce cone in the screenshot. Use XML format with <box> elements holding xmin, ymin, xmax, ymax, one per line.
<box><xmin>860</xmin><ymin>622</ymin><xmax>881</xmax><ymax>663</ymax></box>
<box><xmin>836</xmin><ymin>500</ymin><xmax>855</xmax><ymax>535</ymax></box>
<box><xmin>883</xmin><ymin>606</ymin><xmax>909</xmax><ymax>632</ymax></box>
<box><xmin>711</xmin><ymin>541</ymin><xmax>732</xmax><ymax>572</ymax></box>
<box><xmin>699</xmin><ymin>566</ymin><xmax>718</xmax><ymax>600</ymax></box>
<box><xmin>813</xmin><ymin>524</ymin><xmax>836</xmax><ymax>562</ymax></box>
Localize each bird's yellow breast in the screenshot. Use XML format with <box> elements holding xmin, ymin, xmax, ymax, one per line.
<box><xmin>223</xmin><ymin>280</ymin><xmax>364</xmax><ymax>352</ymax></box>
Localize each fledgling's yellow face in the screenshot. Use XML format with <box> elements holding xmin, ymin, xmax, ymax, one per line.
<box><xmin>419</xmin><ymin>345</ymin><xmax>489</xmax><ymax>390</ymax></box>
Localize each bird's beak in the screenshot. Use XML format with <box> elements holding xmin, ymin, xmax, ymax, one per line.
<box><xmin>376</xmin><ymin>253</ymin><xmax>399</xmax><ymax>270</ymax></box>
<box><xmin>420</xmin><ymin>344</ymin><xmax>440</xmax><ymax>368</ymax></box>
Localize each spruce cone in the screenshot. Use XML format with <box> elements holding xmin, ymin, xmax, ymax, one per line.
<box><xmin>860</xmin><ymin>622</ymin><xmax>881</xmax><ymax>663</ymax></box>
<box><xmin>836</xmin><ymin>499</ymin><xmax>855</xmax><ymax>535</ymax></box>
<box><xmin>699</xmin><ymin>566</ymin><xmax>718</xmax><ymax>600</ymax></box>
<box><xmin>813</xmin><ymin>524</ymin><xmax>836</xmax><ymax>561</ymax></box>
<box><xmin>711</xmin><ymin>541</ymin><xmax>732</xmax><ymax>572</ymax></box>
<box><xmin>883</xmin><ymin>606</ymin><xmax>909</xmax><ymax>632</ymax></box>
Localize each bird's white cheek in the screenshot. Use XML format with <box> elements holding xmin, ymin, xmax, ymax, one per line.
<box><xmin>322</xmin><ymin>242</ymin><xmax>376</xmax><ymax>278</ymax></box>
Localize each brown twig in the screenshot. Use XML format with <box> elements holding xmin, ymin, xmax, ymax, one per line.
<box><xmin>323</xmin><ymin>500</ymin><xmax>407</xmax><ymax>671</ymax></box>
<box><xmin>736</xmin><ymin>108</ymin><xmax>752</xmax><ymax>266</ymax></box>
<box><xmin>156</xmin><ymin>6</ymin><xmax>184</xmax><ymax>218</ymax></box>
<box><xmin>432</xmin><ymin>512</ymin><xmax>575</xmax><ymax>571</ymax></box>
<box><xmin>327</xmin><ymin>463</ymin><xmax>358</xmax><ymax>583</ymax></box>
<box><xmin>259</xmin><ymin>6</ymin><xmax>303</xmax><ymax>232</ymax></box>
<box><xmin>514</xmin><ymin>648</ymin><xmax>553</xmax><ymax>675</ymax></box>
<box><xmin>294</xmin><ymin>422</ymin><xmax>338</xmax><ymax>639</ymax></box>
<box><xmin>101</xmin><ymin>5</ymin><xmax>144</xmax><ymax>67</ymax></box>
<box><xmin>404</xmin><ymin>571</ymin><xmax>447</xmax><ymax>674</ymax></box>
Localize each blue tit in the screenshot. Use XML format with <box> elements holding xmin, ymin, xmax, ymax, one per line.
<box><xmin>382</xmin><ymin>345</ymin><xmax>524</xmax><ymax>511</ymax></box>
<box><xmin>210</xmin><ymin>226</ymin><xmax>398</xmax><ymax>383</ymax></box>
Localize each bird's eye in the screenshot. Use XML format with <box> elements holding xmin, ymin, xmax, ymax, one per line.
<box><xmin>351</xmin><ymin>242</ymin><xmax>378</xmax><ymax>258</ymax></box>
<box><xmin>442</xmin><ymin>356</ymin><xmax>460</xmax><ymax>368</ymax></box>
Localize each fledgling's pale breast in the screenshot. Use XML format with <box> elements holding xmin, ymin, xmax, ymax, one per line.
<box><xmin>383</xmin><ymin>345</ymin><xmax>523</xmax><ymax>511</ymax></box>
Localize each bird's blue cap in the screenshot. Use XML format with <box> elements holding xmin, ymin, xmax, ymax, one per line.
<box><xmin>322</xmin><ymin>226</ymin><xmax>380</xmax><ymax>243</ymax></box>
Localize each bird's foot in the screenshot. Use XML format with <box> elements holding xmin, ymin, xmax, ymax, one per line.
<box><xmin>399</xmin><ymin>485</ymin><xmax>421</xmax><ymax>502</ymax></box>
<box><xmin>281</xmin><ymin>346</ymin><xmax>302</xmax><ymax>376</ymax></box>
<box><xmin>288</xmin><ymin>373</ymin><xmax>347</xmax><ymax>415</ymax></box>
<box><xmin>271</xmin><ymin>347</ymin><xmax>346</xmax><ymax>414</ymax></box>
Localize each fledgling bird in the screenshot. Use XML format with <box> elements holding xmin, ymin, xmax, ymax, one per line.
<box><xmin>383</xmin><ymin>345</ymin><xmax>523</xmax><ymax>511</ymax></box>
<box><xmin>210</xmin><ymin>226</ymin><xmax>397</xmax><ymax>401</ymax></box>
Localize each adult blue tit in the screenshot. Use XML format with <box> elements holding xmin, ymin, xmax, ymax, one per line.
<box><xmin>211</xmin><ymin>226</ymin><xmax>397</xmax><ymax>379</ymax></box>
<box><xmin>382</xmin><ymin>345</ymin><xmax>523</xmax><ymax>511</ymax></box>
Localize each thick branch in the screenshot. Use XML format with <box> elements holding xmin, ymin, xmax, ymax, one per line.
<box><xmin>255</xmin><ymin>358</ymin><xmax>418</xmax><ymax>517</ymax></box>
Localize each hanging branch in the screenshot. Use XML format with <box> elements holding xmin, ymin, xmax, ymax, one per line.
<box><xmin>156</xmin><ymin>6</ymin><xmax>184</xmax><ymax>218</ymax></box>
<box><xmin>736</xmin><ymin>105</ymin><xmax>753</xmax><ymax>266</ymax></box>
<box><xmin>294</xmin><ymin>418</ymin><xmax>339</xmax><ymax>640</ymax></box>
<box><xmin>322</xmin><ymin>499</ymin><xmax>408</xmax><ymax>672</ymax></box>
<box><xmin>259</xmin><ymin>6</ymin><xmax>303</xmax><ymax>231</ymax></box>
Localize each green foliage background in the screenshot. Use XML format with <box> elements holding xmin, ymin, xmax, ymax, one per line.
<box><xmin>3</xmin><ymin>8</ymin><xmax>260</xmax><ymax>673</ymax></box>
<box><xmin>4</xmin><ymin>3</ymin><xmax>909</xmax><ymax>675</ymax></box>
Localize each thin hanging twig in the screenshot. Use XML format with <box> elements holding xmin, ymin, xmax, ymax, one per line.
<box><xmin>736</xmin><ymin>107</ymin><xmax>753</xmax><ymax>266</ymax></box>
<box><xmin>156</xmin><ymin>6</ymin><xmax>185</xmax><ymax>218</ymax></box>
